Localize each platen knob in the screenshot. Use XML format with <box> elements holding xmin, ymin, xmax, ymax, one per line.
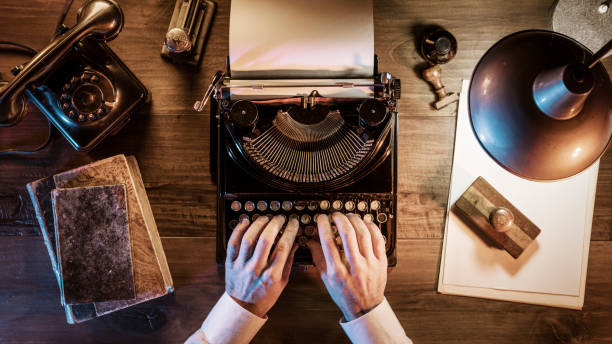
<box><xmin>229</xmin><ymin>100</ymin><xmax>258</xmax><ymax>128</ymax></box>
<box><xmin>359</xmin><ymin>99</ymin><xmax>388</xmax><ymax>127</ymax></box>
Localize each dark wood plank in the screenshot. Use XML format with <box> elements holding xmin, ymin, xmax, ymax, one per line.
<box><xmin>1</xmin><ymin>236</ymin><xmax>611</xmax><ymax>343</ymax></box>
<box><xmin>0</xmin><ymin>112</ymin><xmax>215</xmax><ymax>237</ymax></box>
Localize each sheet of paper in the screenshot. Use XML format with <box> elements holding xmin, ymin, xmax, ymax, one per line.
<box><xmin>229</xmin><ymin>0</ymin><xmax>374</xmax><ymax>79</ymax></box>
<box><xmin>440</xmin><ymin>80</ymin><xmax>598</xmax><ymax>297</ymax></box>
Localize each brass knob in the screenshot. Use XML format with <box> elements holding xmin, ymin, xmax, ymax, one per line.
<box><xmin>489</xmin><ymin>207</ymin><xmax>514</xmax><ymax>232</ymax></box>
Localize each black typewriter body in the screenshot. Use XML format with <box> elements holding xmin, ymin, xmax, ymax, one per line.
<box><xmin>211</xmin><ymin>61</ymin><xmax>400</xmax><ymax>266</ymax></box>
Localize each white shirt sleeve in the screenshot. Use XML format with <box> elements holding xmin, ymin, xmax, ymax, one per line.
<box><xmin>184</xmin><ymin>292</ymin><xmax>267</xmax><ymax>344</ymax></box>
<box><xmin>340</xmin><ymin>298</ymin><xmax>412</xmax><ymax>344</ymax></box>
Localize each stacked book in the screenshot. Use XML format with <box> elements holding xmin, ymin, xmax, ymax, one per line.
<box><xmin>27</xmin><ymin>154</ymin><xmax>173</xmax><ymax>324</ymax></box>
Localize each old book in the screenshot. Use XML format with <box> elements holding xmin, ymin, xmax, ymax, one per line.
<box><xmin>53</xmin><ymin>154</ymin><xmax>173</xmax><ymax>315</ymax></box>
<box><xmin>26</xmin><ymin>177</ymin><xmax>97</xmax><ymax>324</ymax></box>
<box><xmin>52</xmin><ymin>185</ymin><xmax>135</xmax><ymax>304</ymax></box>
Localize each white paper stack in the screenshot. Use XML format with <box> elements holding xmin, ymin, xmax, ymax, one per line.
<box><xmin>438</xmin><ymin>80</ymin><xmax>599</xmax><ymax>309</ymax></box>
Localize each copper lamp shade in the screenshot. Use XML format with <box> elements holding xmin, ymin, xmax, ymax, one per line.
<box><xmin>469</xmin><ymin>30</ymin><xmax>612</xmax><ymax>180</ymax></box>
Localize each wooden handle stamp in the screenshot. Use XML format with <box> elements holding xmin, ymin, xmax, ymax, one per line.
<box><xmin>452</xmin><ymin>177</ymin><xmax>541</xmax><ymax>259</ymax></box>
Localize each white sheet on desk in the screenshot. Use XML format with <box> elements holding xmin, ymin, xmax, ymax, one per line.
<box><xmin>442</xmin><ymin>80</ymin><xmax>598</xmax><ymax>296</ymax></box>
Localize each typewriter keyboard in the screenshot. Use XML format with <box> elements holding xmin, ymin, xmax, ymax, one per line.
<box><xmin>224</xmin><ymin>196</ymin><xmax>394</xmax><ymax>262</ymax></box>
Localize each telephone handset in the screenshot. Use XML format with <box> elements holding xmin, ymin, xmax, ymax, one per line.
<box><xmin>0</xmin><ymin>0</ymin><xmax>148</xmax><ymax>152</ymax></box>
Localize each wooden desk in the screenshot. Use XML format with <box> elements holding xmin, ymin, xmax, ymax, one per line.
<box><xmin>1</xmin><ymin>1</ymin><xmax>611</xmax><ymax>343</ymax></box>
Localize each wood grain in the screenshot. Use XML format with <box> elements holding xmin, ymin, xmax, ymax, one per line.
<box><xmin>1</xmin><ymin>236</ymin><xmax>612</xmax><ymax>343</ymax></box>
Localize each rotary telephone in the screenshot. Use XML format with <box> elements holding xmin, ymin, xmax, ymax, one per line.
<box><xmin>0</xmin><ymin>0</ymin><xmax>148</xmax><ymax>152</ymax></box>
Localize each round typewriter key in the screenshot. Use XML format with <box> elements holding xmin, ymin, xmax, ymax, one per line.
<box><xmin>282</xmin><ymin>201</ymin><xmax>293</xmax><ymax>211</ymax></box>
<box><xmin>357</xmin><ymin>201</ymin><xmax>368</xmax><ymax>212</ymax></box>
<box><xmin>289</xmin><ymin>214</ymin><xmax>299</xmax><ymax>222</ymax></box>
<box><xmin>229</xmin><ymin>100</ymin><xmax>258</xmax><ymax>128</ymax></box>
<box><xmin>228</xmin><ymin>219</ymin><xmax>238</xmax><ymax>230</ymax></box>
<box><xmin>319</xmin><ymin>200</ymin><xmax>330</xmax><ymax>210</ymax></box>
<box><xmin>67</xmin><ymin>110</ymin><xmax>77</xmax><ymax>119</ymax></box>
<box><xmin>257</xmin><ymin>200</ymin><xmax>268</xmax><ymax>212</ymax></box>
<box><xmin>304</xmin><ymin>225</ymin><xmax>316</xmax><ymax>237</ymax></box>
<box><xmin>244</xmin><ymin>201</ymin><xmax>255</xmax><ymax>212</ymax></box>
<box><xmin>270</xmin><ymin>201</ymin><xmax>281</xmax><ymax>212</ymax></box>
<box><xmin>78</xmin><ymin>114</ymin><xmax>86</xmax><ymax>122</ymax></box>
<box><xmin>377</xmin><ymin>213</ymin><xmax>388</xmax><ymax>223</ymax></box>
<box><xmin>238</xmin><ymin>214</ymin><xmax>249</xmax><ymax>222</ymax></box>
<box><xmin>296</xmin><ymin>226</ymin><xmax>303</xmax><ymax>236</ymax></box>
<box><xmin>294</xmin><ymin>202</ymin><xmax>306</xmax><ymax>211</ymax></box>
<box><xmin>266</xmin><ymin>214</ymin><xmax>274</xmax><ymax>220</ymax></box>
<box><xmin>300</xmin><ymin>214</ymin><xmax>311</xmax><ymax>224</ymax></box>
<box><xmin>363</xmin><ymin>213</ymin><xmax>374</xmax><ymax>223</ymax></box>
<box><xmin>230</xmin><ymin>201</ymin><xmax>242</xmax><ymax>211</ymax></box>
<box><xmin>308</xmin><ymin>201</ymin><xmax>318</xmax><ymax>211</ymax></box>
<box><xmin>370</xmin><ymin>200</ymin><xmax>381</xmax><ymax>211</ymax></box>
<box><xmin>332</xmin><ymin>200</ymin><xmax>343</xmax><ymax>211</ymax></box>
<box><xmin>344</xmin><ymin>201</ymin><xmax>355</xmax><ymax>211</ymax></box>
<box><xmin>252</xmin><ymin>214</ymin><xmax>261</xmax><ymax>221</ymax></box>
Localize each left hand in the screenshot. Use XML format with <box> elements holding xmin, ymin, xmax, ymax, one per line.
<box><xmin>225</xmin><ymin>215</ymin><xmax>299</xmax><ymax>317</ymax></box>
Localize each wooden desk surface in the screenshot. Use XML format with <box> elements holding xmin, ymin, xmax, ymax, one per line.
<box><xmin>1</xmin><ymin>1</ymin><xmax>611</xmax><ymax>343</ymax></box>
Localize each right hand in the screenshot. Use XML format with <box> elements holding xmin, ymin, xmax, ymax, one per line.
<box><xmin>306</xmin><ymin>212</ymin><xmax>388</xmax><ymax>321</ymax></box>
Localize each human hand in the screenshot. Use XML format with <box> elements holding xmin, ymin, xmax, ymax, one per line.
<box><xmin>225</xmin><ymin>215</ymin><xmax>299</xmax><ymax>317</ymax></box>
<box><xmin>307</xmin><ymin>212</ymin><xmax>387</xmax><ymax>321</ymax></box>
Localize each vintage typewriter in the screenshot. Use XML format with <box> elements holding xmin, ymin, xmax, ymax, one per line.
<box><xmin>196</xmin><ymin>0</ymin><xmax>400</xmax><ymax>265</ymax></box>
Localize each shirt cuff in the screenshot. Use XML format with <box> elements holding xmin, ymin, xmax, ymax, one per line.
<box><xmin>185</xmin><ymin>292</ymin><xmax>268</xmax><ymax>344</ymax></box>
<box><xmin>340</xmin><ymin>298</ymin><xmax>412</xmax><ymax>344</ymax></box>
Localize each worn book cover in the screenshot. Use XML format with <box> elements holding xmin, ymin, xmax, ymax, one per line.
<box><xmin>26</xmin><ymin>177</ymin><xmax>97</xmax><ymax>324</ymax></box>
<box><xmin>52</xmin><ymin>185</ymin><xmax>135</xmax><ymax>304</ymax></box>
<box><xmin>53</xmin><ymin>154</ymin><xmax>173</xmax><ymax>316</ymax></box>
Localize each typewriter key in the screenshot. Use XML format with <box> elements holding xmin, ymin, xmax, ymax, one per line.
<box><xmin>244</xmin><ymin>201</ymin><xmax>255</xmax><ymax>212</ymax></box>
<box><xmin>230</xmin><ymin>201</ymin><xmax>242</xmax><ymax>211</ymax></box>
<box><xmin>294</xmin><ymin>202</ymin><xmax>306</xmax><ymax>211</ymax></box>
<box><xmin>357</xmin><ymin>201</ymin><xmax>368</xmax><ymax>212</ymax></box>
<box><xmin>228</xmin><ymin>219</ymin><xmax>238</xmax><ymax>230</ymax></box>
<box><xmin>296</xmin><ymin>227</ymin><xmax>303</xmax><ymax>236</ymax></box>
<box><xmin>282</xmin><ymin>201</ymin><xmax>293</xmax><ymax>211</ymax></box>
<box><xmin>370</xmin><ymin>200</ymin><xmax>381</xmax><ymax>211</ymax></box>
<box><xmin>377</xmin><ymin>213</ymin><xmax>388</xmax><ymax>223</ymax></box>
<box><xmin>363</xmin><ymin>213</ymin><xmax>374</xmax><ymax>223</ymax></box>
<box><xmin>344</xmin><ymin>201</ymin><xmax>355</xmax><ymax>211</ymax></box>
<box><xmin>308</xmin><ymin>201</ymin><xmax>318</xmax><ymax>211</ymax></box>
<box><xmin>332</xmin><ymin>200</ymin><xmax>343</xmax><ymax>211</ymax></box>
<box><xmin>252</xmin><ymin>214</ymin><xmax>261</xmax><ymax>221</ymax></box>
<box><xmin>300</xmin><ymin>214</ymin><xmax>311</xmax><ymax>225</ymax></box>
<box><xmin>270</xmin><ymin>201</ymin><xmax>281</xmax><ymax>212</ymax></box>
<box><xmin>289</xmin><ymin>214</ymin><xmax>299</xmax><ymax>222</ymax></box>
<box><xmin>257</xmin><ymin>201</ymin><xmax>268</xmax><ymax>212</ymax></box>
<box><xmin>319</xmin><ymin>200</ymin><xmax>330</xmax><ymax>210</ymax></box>
<box><xmin>238</xmin><ymin>214</ymin><xmax>249</xmax><ymax>222</ymax></box>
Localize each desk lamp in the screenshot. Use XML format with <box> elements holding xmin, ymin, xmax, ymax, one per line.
<box><xmin>469</xmin><ymin>30</ymin><xmax>611</xmax><ymax>180</ymax></box>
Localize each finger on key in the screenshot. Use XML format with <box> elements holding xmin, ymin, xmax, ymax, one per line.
<box><xmin>237</xmin><ymin>215</ymin><xmax>270</xmax><ymax>263</ymax></box>
<box><xmin>316</xmin><ymin>213</ymin><xmax>346</xmax><ymax>274</ymax></box>
<box><xmin>251</xmin><ymin>215</ymin><xmax>286</xmax><ymax>272</ymax></box>
<box><xmin>346</xmin><ymin>213</ymin><xmax>373</xmax><ymax>259</ymax></box>
<box><xmin>226</xmin><ymin>218</ymin><xmax>250</xmax><ymax>265</ymax></box>
<box><xmin>268</xmin><ymin>218</ymin><xmax>299</xmax><ymax>279</ymax></box>
<box><xmin>332</xmin><ymin>212</ymin><xmax>361</xmax><ymax>265</ymax></box>
<box><xmin>364</xmin><ymin>219</ymin><xmax>386</xmax><ymax>262</ymax></box>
